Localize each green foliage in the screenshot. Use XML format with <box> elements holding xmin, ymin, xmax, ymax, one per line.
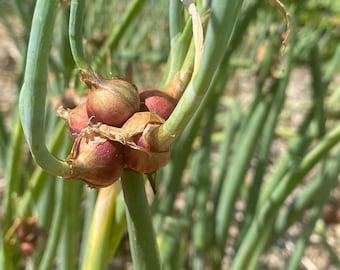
<box><xmin>0</xmin><ymin>0</ymin><xmax>339</xmax><ymax>269</ymax></box>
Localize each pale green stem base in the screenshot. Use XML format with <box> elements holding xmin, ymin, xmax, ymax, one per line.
<box><xmin>122</xmin><ymin>171</ymin><xmax>161</xmax><ymax>270</ymax></box>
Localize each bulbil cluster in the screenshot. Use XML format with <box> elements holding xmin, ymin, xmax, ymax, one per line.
<box><xmin>14</xmin><ymin>218</ymin><xmax>46</xmax><ymax>258</ymax></box>
<box><xmin>58</xmin><ymin>69</ymin><xmax>177</xmax><ymax>188</ymax></box>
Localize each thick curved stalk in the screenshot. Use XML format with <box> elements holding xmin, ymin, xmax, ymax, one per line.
<box><xmin>157</xmin><ymin>0</ymin><xmax>245</xmax><ymax>147</ymax></box>
<box><xmin>122</xmin><ymin>171</ymin><xmax>161</xmax><ymax>270</ymax></box>
<box><xmin>81</xmin><ymin>183</ymin><xmax>122</xmax><ymax>270</ymax></box>
<box><xmin>19</xmin><ymin>0</ymin><xmax>71</xmax><ymax>177</ymax></box>
<box><xmin>69</xmin><ymin>0</ymin><xmax>89</xmax><ymax>68</ymax></box>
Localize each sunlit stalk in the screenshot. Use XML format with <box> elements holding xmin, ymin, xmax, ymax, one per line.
<box><xmin>157</xmin><ymin>0</ymin><xmax>245</xmax><ymax>147</ymax></box>
<box><xmin>122</xmin><ymin>171</ymin><xmax>161</xmax><ymax>270</ymax></box>
<box><xmin>82</xmin><ymin>183</ymin><xmax>121</xmax><ymax>270</ymax></box>
<box><xmin>19</xmin><ymin>0</ymin><xmax>71</xmax><ymax>177</ymax></box>
<box><xmin>96</xmin><ymin>0</ymin><xmax>146</xmax><ymax>64</ymax></box>
<box><xmin>69</xmin><ymin>0</ymin><xmax>89</xmax><ymax>68</ymax></box>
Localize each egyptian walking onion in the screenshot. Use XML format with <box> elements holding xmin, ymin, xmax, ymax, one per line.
<box><xmin>58</xmin><ymin>69</ymin><xmax>180</xmax><ymax>187</ymax></box>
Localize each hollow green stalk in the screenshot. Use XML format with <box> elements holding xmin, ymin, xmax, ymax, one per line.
<box><xmin>190</xmin><ymin>102</ymin><xmax>217</xmax><ymax>266</ymax></box>
<box><xmin>79</xmin><ymin>191</ymin><xmax>97</xmax><ymax>264</ymax></box>
<box><xmin>214</xmin><ymin>89</ymin><xmax>275</xmax><ymax>262</ymax></box>
<box><xmin>17</xmin><ymin>121</ymin><xmax>68</xmax><ymax>218</ymax></box>
<box><xmin>309</xmin><ymin>44</ymin><xmax>326</xmax><ymax>137</ymax></box>
<box><xmin>122</xmin><ymin>171</ymin><xmax>161</xmax><ymax>270</ymax></box>
<box><xmin>58</xmin><ymin>180</ymin><xmax>83</xmax><ymax>270</ymax></box>
<box><xmin>154</xmin><ymin>0</ymin><xmax>250</xmax><ymax>228</ymax></box>
<box><xmin>286</xmin><ymin>153</ymin><xmax>339</xmax><ymax>270</ymax></box>
<box><xmin>19</xmin><ymin>0</ymin><xmax>71</xmax><ymax>177</ymax></box>
<box><xmin>39</xmin><ymin>180</ymin><xmax>66</xmax><ymax>270</ymax></box>
<box><xmin>81</xmin><ymin>183</ymin><xmax>121</xmax><ymax>270</ymax></box>
<box><xmin>0</xmin><ymin>111</ymin><xmax>7</xmax><ymax>163</ymax></box>
<box><xmin>272</xmin><ymin>153</ymin><xmax>339</xmax><ymax>239</ymax></box>
<box><xmin>96</xmin><ymin>0</ymin><xmax>146</xmax><ymax>64</ymax></box>
<box><xmin>157</xmin><ymin>0</ymin><xmax>245</xmax><ymax>147</ymax></box>
<box><xmin>69</xmin><ymin>0</ymin><xmax>89</xmax><ymax>68</ymax></box>
<box><xmin>162</xmin><ymin>18</ymin><xmax>193</xmax><ymax>87</ymax></box>
<box><xmin>230</xmin><ymin>125</ymin><xmax>340</xmax><ymax>270</ymax></box>
<box><xmin>169</xmin><ymin>0</ymin><xmax>184</xmax><ymax>40</ymax></box>
<box><xmin>2</xmin><ymin>115</ymin><xmax>23</xmax><ymax>229</ymax></box>
<box><xmin>236</xmin><ymin>33</ymin><xmax>292</xmax><ymax>249</ymax></box>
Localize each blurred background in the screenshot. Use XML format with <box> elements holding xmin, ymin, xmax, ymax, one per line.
<box><xmin>0</xmin><ymin>0</ymin><xmax>339</xmax><ymax>269</ymax></box>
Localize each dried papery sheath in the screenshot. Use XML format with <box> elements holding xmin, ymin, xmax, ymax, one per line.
<box><xmin>123</xmin><ymin>141</ymin><xmax>171</xmax><ymax>174</ymax></box>
<box><xmin>120</xmin><ymin>111</ymin><xmax>164</xmax><ymax>139</ymax></box>
<box><xmin>121</xmin><ymin>112</ymin><xmax>171</xmax><ymax>173</ymax></box>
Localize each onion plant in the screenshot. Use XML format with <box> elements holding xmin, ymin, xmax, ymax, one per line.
<box><xmin>0</xmin><ymin>0</ymin><xmax>339</xmax><ymax>269</ymax></box>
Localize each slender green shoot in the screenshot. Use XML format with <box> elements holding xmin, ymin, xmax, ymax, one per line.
<box><xmin>122</xmin><ymin>171</ymin><xmax>161</xmax><ymax>270</ymax></box>
<box><xmin>19</xmin><ymin>0</ymin><xmax>71</xmax><ymax>177</ymax></box>
<box><xmin>69</xmin><ymin>0</ymin><xmax>89</xmax><ymax>69</ymax></box>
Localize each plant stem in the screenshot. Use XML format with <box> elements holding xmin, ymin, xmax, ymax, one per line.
<box><xmin>286</xmin><ymin>153</ymin><xmax>339</xmax><ymax>270</ymax></box>
<box><xmin>273</xmin><ymin>152</ymin><xmax>340</xmax><ymax>240</ymax></box>
<box><xmin>157</xmin><ymin>0</ymin><xmax>245</xmax><ymax>147</ymax></box>
<box><xmin>19</xmin><ymin>0</ymin><xmax>71</xmax><ymax>177</ymax></box>
<box><xmin>81</xmin><ymin>183</ymin><xmax>121</xmax><ymax>270</ymax></box>
<box><xmin>2</xmin><ymin>116</ymin><xmax>23</xmax><ymax>229</ymax></box>
<box><xmin>69</xmin><ymin>0</ymin><xmax>89</xmax><ymax>68</ymax></box>
<box><xmin>230</xmin><ymin>125</ymin><xmax>340</xmax><ymax>269</ymax></box>
<box><xmin>16</xmin><ymin>122</ymin><xmax>68</xmax><ymax>218</ymax></box>
<box><xmin>122</xmin><ymin>171</ymin><xmax>161</xmax><ymax>270</ymax></box>
<box><xmin>169</xmin><ymin>0</ymin><xmax>184</xmax><ymax>40</ymax></box>
<box><xmin>95</xmin><ymin>0</ymin><xmax>146</xmax><ymax>64</ymax></box>
<box><xmin>39</xmin><ymin>180</ymin><xmax>65</xmax><ymax>270</ymax></box>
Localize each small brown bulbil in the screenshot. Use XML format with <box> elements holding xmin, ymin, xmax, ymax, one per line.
<box><xmin>67</xmin><ymin>103</ymin><xmax>89</xmax><ymax>139</ymax></box>
<box><xmin>20</xmin><ymin>242</ymin><xmax>35</xmax><ymax>257</ymax></box>
<box><xmin>14</xmin><ymin>217</ymin><xmax>46</xmax><ymax>258</ymax></box>
<box><xmin>80</xmin><ymin>69</ymin><xmax>140</xmax><ymax>127</ymax></box>
<box><xmin>57</xmin><ymin>103</ymin><xmax>89</xmax><ymax>139</ymax></box>
<box><xmin>67</xmin><ymin>134</ymin><xmax>124</xmax><ymax>187</ymax></box>
<box><xmin>139</xmin><ymin>89</ymin><xmax>177</xmax><ymax>120</ymax></box>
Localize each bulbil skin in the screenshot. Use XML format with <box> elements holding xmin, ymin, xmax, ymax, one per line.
<box><xmin>56</xmin><ymin>103</ymin><xmax>90</xmax><ymax>139</ymax></box>
<box><xmin>58</xmin><ymin>69</ymin><xmax>180</xmax><ymax>187</ymax></box>
<box><xmin>81</xmin><ymin>70</ymin><xmax>140</xmax><ymax>127</ymax></box>
<box><xmin>123</xmin><ymin>136</ymin><xmax>171</xmax><ymax>174</ymax></box>
<box><xmin>66</xmin><ymin>103</ymin><xmax>89</xmax><ymax>139</ymax></box>
<box><xmin>67</xmin><ymin>134</ymin><xmax>124</xmax><ymax>188</ymax></box>
<box><xmin>121</xmin><ymin>111</ymin><xmax>171</xmax><ymax>174</ymax></box>
<box><xmin>15</xmin><ymin>218</ymin><xmax>46</xmax><ymax>258</ymax></box>
<box><xmin>139</xmin><ymin>89</ymin><xmax>177</xmax><ymax>120</ymax></box>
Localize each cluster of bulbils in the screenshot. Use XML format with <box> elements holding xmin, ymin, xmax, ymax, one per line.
<box><xmin>57</xmin><ymin>69</ymin><xmax>178</xmax><ymax>188</ymax></box>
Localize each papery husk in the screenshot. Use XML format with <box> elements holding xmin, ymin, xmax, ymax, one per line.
<box><xmin>124</xmin><ymin>146</ymin><xmax>171</xmax><ymax>174</ymax></box>
<box><xmin>74</xmin><ymin>111</ymin><xmax>172</xmax><ymax>174</ymax></box>
<box><xmin>121</xmin><ymin>111</ymin><xmax>164</xmax><ymax>139</ymax></box>
<box><xmin>122</xmin><ymin>111</ymin><xmax>171</xmax><ymax>173</ymax></box>
<box><xmin>162</xmin><ymin>72</ymin><xmax>186</xmax><ymax>100</ymax></box>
